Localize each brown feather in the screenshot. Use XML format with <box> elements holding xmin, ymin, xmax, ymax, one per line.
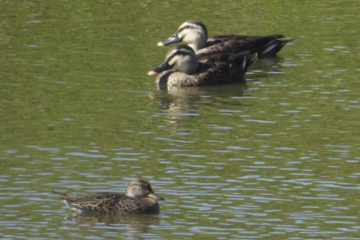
<box><xmin>53</xmin><ymin>180</ymin><xmax>164</xmax><ymax>214</ymax></box>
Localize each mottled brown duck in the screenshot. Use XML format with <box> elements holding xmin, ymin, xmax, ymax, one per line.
<box><xmin>54</xmin><ymin>180</ymin><xmax>164</xmax><ymax>214</ymax></box>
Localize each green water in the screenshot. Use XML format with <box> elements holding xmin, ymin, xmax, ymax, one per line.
<box><xmin>1</xmin><ymin>0</ymin><xmax>360</xmax><ymax>239</ymax></box>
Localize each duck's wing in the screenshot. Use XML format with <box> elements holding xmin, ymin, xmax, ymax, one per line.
<box><xmin>54</xmin><ymin>191</ymin><xmax>141</xmax><ymax>214</ymax></box>
<box><xmin>197</xmin><ymin>40</ymin><xmax>253</xmax><ymax>63</ymax></box>
<box><xmin>207</xmin><ymin>34</ymin><xmax>294</xmax><ymax>57</ymax></box>
<box><xmin>207</xmin><ymin>34</ymin><xmax>251</xmax><ymax>46</ymax></box>
<box><xmin>208</xmin><ymin>34</ymin><xmax>285</xmax><ymax>45</ymax></box>
<box><xmin>228</xmin><ymin>51</ymin><xmax>258</xmax><ymax>80</ymax></box>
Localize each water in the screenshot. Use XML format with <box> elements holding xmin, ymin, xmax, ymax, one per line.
<box><xmin>1</xmin><ymin>0</ymin><xmax>360</xmax><ymax>239</ymax></box>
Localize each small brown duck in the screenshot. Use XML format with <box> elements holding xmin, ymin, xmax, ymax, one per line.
<box><xmin>148</xmin><ymin>45</ymin><xmax>257</xmax><ymax>87</ymax></box>
<box><xmin>54</xmin><ymin>180</ymin><xmax>164</xmax><ymax>214</ymax></box>
<box><xmin>157</xmin><ymin>20</ymin><xmax>294</xmax><ymax>57</ymax></box>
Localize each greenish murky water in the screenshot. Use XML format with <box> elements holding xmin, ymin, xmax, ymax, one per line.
<box><xmin>1</xmin><ymin>0</ymin><xmax>360</xmax><ymax>239</ymax></box>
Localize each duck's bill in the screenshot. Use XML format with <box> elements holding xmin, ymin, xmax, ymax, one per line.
<box><xmin>148</xmin><ymin>70</ymin><xmax>158</xmax><ymax>76</ymax></box>
<box><xmin>157</xmin><ymin>33</ymin><xmax>182</xmax><ymax>46</ymax></box>
<box><xmin>148</xmin><ymin>60</ymin><xmax>172</xmax><ymax>75</ymax></box>
<box><xmin>148</xmin><ymin>192</ymin><xmax>165</xmax><ymax>201</ymax></box>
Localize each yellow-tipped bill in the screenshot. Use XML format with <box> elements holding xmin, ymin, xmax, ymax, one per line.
<box><xmin>148</xmin><ymin>71</ymin><xmax>158</xmax><ymax>76</ymax></box>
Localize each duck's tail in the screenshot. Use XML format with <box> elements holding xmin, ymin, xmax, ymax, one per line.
<box><xmin>256</xmin><ymin>35</ymin><xmax>295</xmax><ymax>57</ymax></box>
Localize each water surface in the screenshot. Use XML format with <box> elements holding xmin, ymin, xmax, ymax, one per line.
<box><xmin>1</xmin><ymin>0</ymin><xmax>360</xmax><ymax>239</ymax></box>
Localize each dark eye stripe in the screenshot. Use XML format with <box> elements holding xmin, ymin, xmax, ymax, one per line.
<box><xmin>167</xmin><ymin>52</ymin><xmax>189</xmax><ymax>64</ymax></box>
<box><xmin>178</xmin><ymin>25</ymin><xmax>195</xmax><ymax>33</ymax></box>
<box><xmin>178</xmin><ymin>21</ymin><xmax>208</xmax><ymax>36</ymax></box>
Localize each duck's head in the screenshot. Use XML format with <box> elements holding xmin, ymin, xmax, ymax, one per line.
<box><xmin>148</xmin><ymin>45</ymin><xmax>199</xmax><ymax>76</ymax></box>
<box><xmin>157</xmin><ymin>20</ymin><xmax>208</xmax><ymax>51</ymax></box>
<box><xmin>125</xmin><ymin>180</ymin><xmax>164</xmax><ymax>201</ymax></box>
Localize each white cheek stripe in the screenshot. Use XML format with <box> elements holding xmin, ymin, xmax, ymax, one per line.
<box><xmin>168</xmin><ymin>55</ymin><xmax>182</xmax><ymax>65</ymax></box>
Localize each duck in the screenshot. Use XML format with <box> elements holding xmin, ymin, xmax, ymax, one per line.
<box><xmin>148</xmin><ymin>44</ymin><xmax>258</xmax><ymax>87</ymax></box>
<box><xmin>53</xmin><ymin>180</ymin><xmax>164</xmax><ymax>214</ymax></box>
<box><xmin>157</xmin><ymin>20</ymin><xmax>294</xmax><ymax>57</ymax></box>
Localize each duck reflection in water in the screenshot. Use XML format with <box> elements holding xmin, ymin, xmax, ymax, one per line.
<box><xmin>62</xmin><ymin>212</ymin><xmax>161</xmax><ymax>239</ymax></box>
<box><xmin>54</xmin><ymin>180</ymin><xmax>164</xmax><ymax>215</ymax></box>
<box><xmin>148</xmin><ymin>82</ymin><xmax>248</xmax><ymax>123</ymax></box>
